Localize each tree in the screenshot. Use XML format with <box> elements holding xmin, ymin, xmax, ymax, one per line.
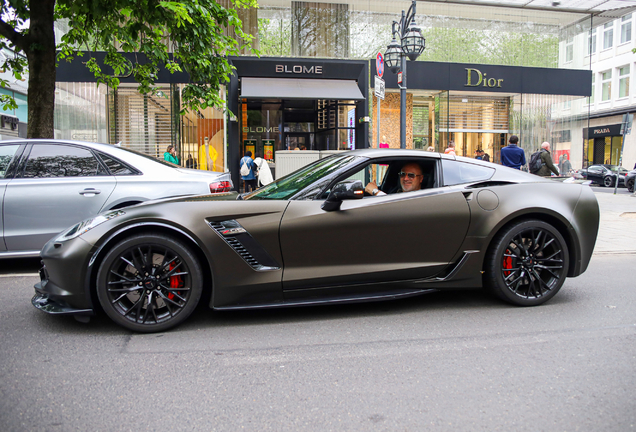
<box><xmin>0</xmin><ymin>0</ymin><xmax>257</xmax><ymax>138</ymax></box>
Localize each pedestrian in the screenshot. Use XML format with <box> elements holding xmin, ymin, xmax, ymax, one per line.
<box><xmin>535</xmin><ymin>142</ymin><xmax>560</xmax><ymax>176</ymax></box>
<box><xmin>185</xmin><ymin>153</ymin><xmax>197</xmax><ymax>169</ymax></box>
<box><xmin>239</xmin><ymin>150</ymin><xmax>258</xmax><ymax>192</ymax></box>
<box><xmin>253</xmin><ymin>154</ymin><xmax>274</xmax><ymax>187</ymax></box>
<box><xmin>500</xmin><ymin>135</ymin><xmax>526</xmax><ymax>170</ymax></box>
<box><xmin>163</xmin><ymin>145</ymin><xmax>179</xmax><ymax>165</ymax></box>
<box><xmin>475</xmin><ymin>149</ymin><xmax>483</xmax><ymax>160</ymax></box>
<box><xmin>426</xmin><ymin>146</ymin><xmax>435</xmax><ymax>152</ymax></box>
<box><xmin>481</xmin><ymin>150</ymin><xmax>490</xmax><ymax>162</ymax></box>
<box><xmin>444</xmin><ymin>141</ymin><xmax>456</xmax><ymax>156</ymax></box>
<box><xmin>559</xmin><ymin>153</ymin><xmax>572</xmax><ymax>175</ymax></box>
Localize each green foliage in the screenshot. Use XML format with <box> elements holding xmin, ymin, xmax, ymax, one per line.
<box><xmin>0</xmin><ymin>0</ymin><xmax>259</xmax><ymax>117</ymax></box>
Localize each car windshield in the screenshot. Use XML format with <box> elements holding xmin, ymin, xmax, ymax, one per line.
<box><xmin>244</xmin><ymin>155</ymin><xmax>360</xmax><ymax>200</ymax></box>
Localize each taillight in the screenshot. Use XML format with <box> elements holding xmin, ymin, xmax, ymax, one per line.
<box><xmin>209</xmin><ymin>181</ymin><xmax>232</xmax><ymax>193</ymax></box>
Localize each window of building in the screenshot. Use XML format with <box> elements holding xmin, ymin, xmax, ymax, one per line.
<box><xmin>621</xmin><ymin>13</ymin><xmax>632</xmax><ymax>44</ymax></box>
<box><xmin>565</xmin><ymin>37</ymin><xmax>573</xmax><ymax>62</ymax></box>
<box><xmin>619</xmin><ymin>65</ymin><xmax>630</xmax><ymax>98</ymax></box>
<box><xmin>601</xmin><ymin>70</ymin><xmax>612</xmax><ymax>101</ymax></box>
<box><xmin>603</xmin><ymin>22</ymin><xmax>614</xmax><ymax>50</ymax></box>
<box><xmin>588</xmin><ymin>28</ymin><xmax>597</xmax><ymax>55</ymax></box>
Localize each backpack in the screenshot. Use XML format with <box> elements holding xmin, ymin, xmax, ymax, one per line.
<box><xmin>240</xmin><ymin>158</ymin><xmax>250</xmax><ymax>176</ymax></box>
<box><xmin>529</xmin><ymin>151</ymin><xmax>544</xmax><ymax>174</ymax></box>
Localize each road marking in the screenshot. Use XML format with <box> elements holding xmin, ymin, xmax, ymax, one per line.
<box><xmin>0</xmin><ymin>273</ymin><xmax>38</xmax><ymax>277</ymax></box>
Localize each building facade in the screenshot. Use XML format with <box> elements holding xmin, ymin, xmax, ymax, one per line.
<box><xmin>51</xmin><ymin>1</ymin><xmax>636</xmax><ymax>182</ymax></box>
<box><xmin>559</xmin><ymin>8</ymin><xmax>636</xmax><ymax>168</ymax></box>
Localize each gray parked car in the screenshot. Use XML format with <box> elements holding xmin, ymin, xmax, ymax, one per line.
<box><xmin>0</xmin><ymin>139</ymin><xmax>234</xmax><ymax>258</ymax></box>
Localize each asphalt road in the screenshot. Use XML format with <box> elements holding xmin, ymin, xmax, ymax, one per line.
<box><xmin>1</xmin><ymin>254</ymin><xmax>634</xmax><ymax>431</ymax></box>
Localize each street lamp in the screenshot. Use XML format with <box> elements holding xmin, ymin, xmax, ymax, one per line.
<box><xmin>384</xmin><ymin>0</ymin><xmax>425</xmax><ymax>148</ymax></box>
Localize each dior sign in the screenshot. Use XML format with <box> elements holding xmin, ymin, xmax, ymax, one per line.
<box><xmin>275</xmin><ymin>65</ymin><xmax>323</xmax><ymax>74</ymax></box>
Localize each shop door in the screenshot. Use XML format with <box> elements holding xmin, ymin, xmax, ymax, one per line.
<box><xmin>593</xmin><ymin>138</ymin><xmax>607</xmax><ymax>164</ymax></box>
<box><xmin>286</xmin><ymin>133</ymin><xmax>312</xmax><ymax>150</ymax></box>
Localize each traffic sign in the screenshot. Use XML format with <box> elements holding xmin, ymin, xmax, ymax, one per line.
<box><xmin>375</xmin><ymin>76</ymin><xmax>385</xmax><ymax>100</ymax></box>
<box><xmin>376</xmin><ymin>52</ymin><xmax>384</xmax><ymax>78</ymax></box>
<box><xmin>397</xmin><ymin>71</ymin><xmax>403</xmax><ymax>84</ymax></box>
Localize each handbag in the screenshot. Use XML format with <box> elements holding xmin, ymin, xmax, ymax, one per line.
<box><xmin>240</xmin><ymin>158</ymin><xmax>250</xmax><ymax>176</ymax></box>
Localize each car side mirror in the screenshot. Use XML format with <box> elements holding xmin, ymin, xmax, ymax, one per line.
<box><xmin>321</xmin><ymin>180</ymin><xmax>364</xmax><ymax>212</ymax></box>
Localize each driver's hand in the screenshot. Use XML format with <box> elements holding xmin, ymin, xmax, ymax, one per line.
<box><xmin>365</xmin><ymin>181</ymin><xmax>378</xmax><ymax>195</ymax></box>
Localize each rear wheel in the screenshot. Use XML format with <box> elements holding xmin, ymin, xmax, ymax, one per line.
<box><xmin>485</xmin><ymin>220</ymin><xmax>569</xmax><ymax>306</ymax></box>
<box><xmin>96</xmin><ymin>233</ymin><xmax>203</xmax><ymax>333</ymax></box>
<box><xmin>627</xmin><ymin>178</ymin><xmax>635</xmax><ymax>193</ymax></box>
<box><xmin>603</xmin><ymin>176</ymin><xmax>614</xmax><ymax>187</ymax></box>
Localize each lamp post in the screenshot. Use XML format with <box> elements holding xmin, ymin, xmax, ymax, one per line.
<box><xmin>384</xmin><ymin>0</ymin><xmax>425</xmax><ymax>149</ymax></box>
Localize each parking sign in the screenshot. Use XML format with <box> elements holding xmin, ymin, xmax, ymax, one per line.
<box><xmin>376</xmin><ymin>52</ymin><xmax>384</xmax><ymax>78</ymax></box>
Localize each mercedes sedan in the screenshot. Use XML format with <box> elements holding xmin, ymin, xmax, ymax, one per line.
<box><xmin>0</xmin><ymin>139</ymin><xmax>233</xmax><ymax>258</ymax></box>
<box><xmin>32</xmin><ymin>149</ymin><xmax>600</xmax><ymax>332</ymax></box>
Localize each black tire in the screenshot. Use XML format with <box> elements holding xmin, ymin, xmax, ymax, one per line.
<box><xmin>627</xmin><ymin>178</ymin><xmax>634</xmax><ymax>193</ymax></box>
<box><xmin>96</xmin><ymin>233</ymin><xmax>203</xmax><ymax>333</ymax></box>
<box><xmin>485</xmin><ymin>220</ymin><xmax>569</xmax><ymax>306</ymax></box>
<box><xmin>603</xmin><ymin>176</ymin><xmax>614</xmax><ymax>187</ymax></box>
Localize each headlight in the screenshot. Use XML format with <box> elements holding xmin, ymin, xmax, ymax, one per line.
<box><xmin>56</xmin><ymin>210</ymin><xmax>126</xmax><ymax>242</ymax></box>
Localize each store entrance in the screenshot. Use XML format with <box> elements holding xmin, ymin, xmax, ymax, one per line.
<box><xmin>285</xmin><ymin>133</ymin><xmax>312</xmax><ymax>150</ymax></box>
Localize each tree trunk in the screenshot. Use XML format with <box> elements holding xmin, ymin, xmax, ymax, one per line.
<box><xmin>26</xmin><ymin>0</ymin><xmax>56</xmax><ymax>138</ymax></box>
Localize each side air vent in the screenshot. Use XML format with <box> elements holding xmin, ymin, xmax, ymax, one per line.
<box><xmin>466</xmin><ymin>181</ymin><xmax>515</xmax><ymax>189</ymax></box>
<box><xmin>208</xmin><ymin>220</ymin><xmax>280</xmax><ymax>271</ymax></box>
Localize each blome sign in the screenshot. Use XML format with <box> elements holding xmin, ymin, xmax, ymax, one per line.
<box><xmin>243</xmin><ymin>126</ymin><xmax>280</xmax><ymax>133</ymax></box>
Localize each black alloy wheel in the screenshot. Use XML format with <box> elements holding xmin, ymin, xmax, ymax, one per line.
<box><xmin>603</xmin><ymin>176</ymin><xmax>614</xmax><ymax>187</ymax></box>
<box><xmin>628</xmin><ymin>178</ymin><xmax>635</xmax><ymax>193</ymax></box>
<box><xmin>485</xmin><ymin>220</ymin><xmax>569</xmax><ymax>306</ymax></box>
<box><xmin>96</xmin><ymin>233</ymin><xmax>203</xmax><ymax>333</ymax></box>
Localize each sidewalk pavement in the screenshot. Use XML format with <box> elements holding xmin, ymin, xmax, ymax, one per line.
<box><xmin>593</xmin><ymin>191</ymin><xmax>636</xmax><ymax>255</ymax></box>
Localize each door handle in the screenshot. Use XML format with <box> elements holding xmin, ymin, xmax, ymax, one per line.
<box><xmin>79</xmin><ymin>188</ymin><xmax>101</xmax><ymax>196</ymax></box>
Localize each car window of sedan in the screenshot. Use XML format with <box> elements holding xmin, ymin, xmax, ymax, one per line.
<box><xmin>97</xmin><ymin>152</ymin><xmax>136</xmax><ymax>175</ymax></box>
<box><xmin>20</xmin><ymin>145</ymin><xmax>105</xmax><ymax>178</ymax></box>
<box><xmin>0</xmin><ymin>145</ymin><xmax>20</xmax><ymax>178</ymax></box>
<box><xmin>442</xmin><ymin>159</ymin><xmax>495</xmax><ymax>186</ymax></box>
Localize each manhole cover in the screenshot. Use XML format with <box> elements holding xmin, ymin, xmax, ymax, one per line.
<box><xmin>619</xmin><ymin>212</ymin><xmax>636</xmax><ymax>218</ymax></box>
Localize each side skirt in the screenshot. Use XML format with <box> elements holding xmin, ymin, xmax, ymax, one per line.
<box><xmin>213</xmin><ymin>288</ymin><xmax>439</xmax><ymax>311</ymax></box>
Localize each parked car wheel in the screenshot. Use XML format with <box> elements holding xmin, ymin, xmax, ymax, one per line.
<box><xmin>603</xmin><ymin>176</ymin><xmax>614</xmax><ymax>187</ymax></box>
<box><xmin>627</xmin><ymin>178</ymin><xmax>635</xmax><ymax>193</ymax></box>
<box><xmin>485</xmin><ymin>220</ymin><xmax>569</xmax><ymax>306</ymax></box>
<box><xmin>96</xmin><ymin>233</ymin><xmax>203</xmax><ymax>333</ymax></box>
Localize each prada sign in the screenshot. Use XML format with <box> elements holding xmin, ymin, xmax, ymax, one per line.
<box><xmin>584</xmin><ymin>124</ymin><xmax>622</xmax><ymax>138</ymax></box>
<box><xmin>275</xmin><ymin>64</ymin><xmax>323</xmax><ymax>75</ymax></box>
<box><xmin>465</xmin><ymin>68</ymin><xmax>504</xmax><ymax>88</ymax></box>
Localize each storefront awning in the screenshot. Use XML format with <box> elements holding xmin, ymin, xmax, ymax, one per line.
<box><xmin>241</xmin><ymin>78</ymin><xmax>365</xmax><ymax>101</ymax></box>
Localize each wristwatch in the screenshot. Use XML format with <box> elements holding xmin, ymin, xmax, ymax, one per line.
<box><xmin>372</xmin><ymin>188</ymin><xmax>379</xmax><ymax>196</ymax></box>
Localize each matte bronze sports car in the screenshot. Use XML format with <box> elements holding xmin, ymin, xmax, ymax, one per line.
<box><xmin>33</xmin><ymin>149</ymin><xmax>600</xmax><ymax>332</ymax></box>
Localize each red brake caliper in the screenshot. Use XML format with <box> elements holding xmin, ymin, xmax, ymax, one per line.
<box><xmin>503</xmin><ymin>249</ymin><xmax>513</xmax><ymax>277</ymax></box>
<box><xmin>167</xmin><ymin>262</ymin><xmax>183</xmax><ymax>300</ymax></box>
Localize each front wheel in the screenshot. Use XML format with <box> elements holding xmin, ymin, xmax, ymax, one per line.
<box><xmin>96</xmin><ymin>233</ymin><xmax>203</xmax><ymax>333</ymax></box>
<box><xmin>627</xmin><ymin>178</ymin><xmax>635</xmax><ymax>193</ymax></box>
<box><xmin>485</xmin><ymin>220</ymin><xmax>569</xmax><ymax>306</ymax></box>
<box><xmin>603</xmin><ymin>176</ymin><xmax>614</xmax><ymax>187</ymax></box>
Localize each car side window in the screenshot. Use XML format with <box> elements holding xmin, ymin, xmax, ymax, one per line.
<box><xmin>320</xmin><ymin>163</ymin><xmax>388</xmax><ymax>199</ymax></box>
<box><xmin>21</xmin><ymin>144</ymin><xmax>103</xmax><ymax>178</ymax></box>
<box><xmin>442</xmin><ymin>159</ymin><xmax>495</xmax><ymax>186</ymax></box>
<box><xmin>0</xmin><ymin>145</ymin><xmax>20</xmax><ymax>178</ymax></box>
<box><xmin>97</xmin><ymin>152</ymin><xmax>135</xmax><ymax>175</ymax></box>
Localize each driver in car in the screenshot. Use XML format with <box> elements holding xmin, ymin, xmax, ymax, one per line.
<box><xmin>365</xmin><ymin>162</ymin><xmax>424</xmax><ymax>196</ymax></box>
